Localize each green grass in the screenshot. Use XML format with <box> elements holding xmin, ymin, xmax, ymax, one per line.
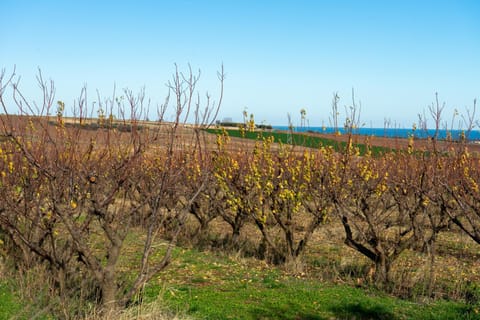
<box><xmin>3</xmin><ymin>233</ymin><xmax>478</xmax><ymax>319</ymax></box>
<box><xmin>205</xmin><ymin>128</ymin><xmax>391</xmax><ymax>156</ymax></box>
<box><xmin>140</xmin><ymin>247</ymin><xmax>476</xmax><ymax>320</ymax></box>
<box><xmin>0</xmin><ymin>281</ymin><xmax>29</xmax><ymax>320</ymax></box>
<box><xmin>166</xmin><ymin>282</ymin><xmax>470</xmax><ymax>320</ymax></box>
<box><xmin>0</xmin><ymin>281</ymin><xmax>55</xmax><ymax>320</ymax></box>
<box><xmin>0</xmin><ymin>283</ymin><xmax>22</xmax><ymax>320</ymax></box>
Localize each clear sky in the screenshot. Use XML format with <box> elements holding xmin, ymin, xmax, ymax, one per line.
<box><xmin>1</xmin><ymin>0</ymin><xmax>479</xmax><ymax>128</ymax></box>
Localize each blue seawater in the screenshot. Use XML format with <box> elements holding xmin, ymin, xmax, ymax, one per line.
<box><xmin>272</xmin><ymin>126</ymin><xmax>480</xmax><ymax>142</ymax></box>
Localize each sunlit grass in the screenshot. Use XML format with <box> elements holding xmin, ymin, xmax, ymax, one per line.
<box><xmin>140</xmin><ymin>246</ymin><xmax>473</xmax><ymax>320</ymax></box>
<box><xmin>205</xmin><ymin>128</ymin><xmax>391</xmax><ymax>156</ymax></box>
<box><xmin>3</xmin><ymin>226</ymin><xmax>479</xmax><ymax>319</ymax></box>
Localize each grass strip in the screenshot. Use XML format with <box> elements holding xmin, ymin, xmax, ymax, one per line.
<box><xmin>205</xmin><ymin>128</ymin><xmax>391</xmax><ymax>156</ymax></box>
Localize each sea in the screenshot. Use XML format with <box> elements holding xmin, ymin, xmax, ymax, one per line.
<box><xmin>272</xmin><ymin>126</ymin><xmax>480</xmax><ymax>142</ymax></box>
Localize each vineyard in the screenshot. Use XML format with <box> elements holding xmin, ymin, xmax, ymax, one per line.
<box><xmin>0</xmin><ymin>68</ymin><xmax>480</xmax><ymax>319</ymax></box>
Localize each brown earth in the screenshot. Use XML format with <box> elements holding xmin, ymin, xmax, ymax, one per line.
<box><xmin>301</xmin><ymin>130</ymin><xmax>480</xmax><ymax>153</ymax></box>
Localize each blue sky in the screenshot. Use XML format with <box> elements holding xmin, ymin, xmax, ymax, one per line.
<box><xmin>1</xmin><ymin>0</ymin><xmax>479</xmax><ymax>127</ymax></box>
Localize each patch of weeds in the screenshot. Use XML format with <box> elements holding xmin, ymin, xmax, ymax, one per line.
<box><xmin>261</xmin><ymin>272</ymin><xmax>285</xmax><ymax>289</ymax></box>
<box><xmin>338</xmin><ymin>261</ymin><xmax>371</xmax><ymax>280</ymax></box>
<box><xmin>0</xmin><ymin>283</ymin><xmax>22</xmax><ymax>320</ymax></box>
<box><xmin>0</xmin><ymin>279</ymin><xmax>55</xmax><ymax>320</ymax></box>
<box><xmin>464</xmin><ymin>281</ymin><xmax>480</xmax><ymax>314</ymax></box>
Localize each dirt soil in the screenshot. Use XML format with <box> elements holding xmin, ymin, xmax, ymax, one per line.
<box><xmin>302</xmin><ymin>131</ymin><xmax>480</xmax><ymax>153</ymax></box>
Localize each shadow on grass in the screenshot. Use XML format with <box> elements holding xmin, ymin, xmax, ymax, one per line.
<box><xmin>248</xmin><ymin>304</ymin><xmax>326</xmax><ymax>320</ymax></box>
<box><xmin>328</xmin><ymin>302</ymin><xmax>395</xmax><ymax>320</ymax></box>
<box><xmin>245</xmin><ymin>295</ymin><xmax>395</xmax><ymax>320</ymax></box>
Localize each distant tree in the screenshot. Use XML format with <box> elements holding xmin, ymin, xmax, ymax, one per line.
<box><xmin>300</xmin><ymin>108</ymin><xmax>306</xmax><ymax>128</ymax></box>
<box><xmin>330</xmin><ymin>92</ymin><xmax>340</xmax><ymax>134</ymax></box>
